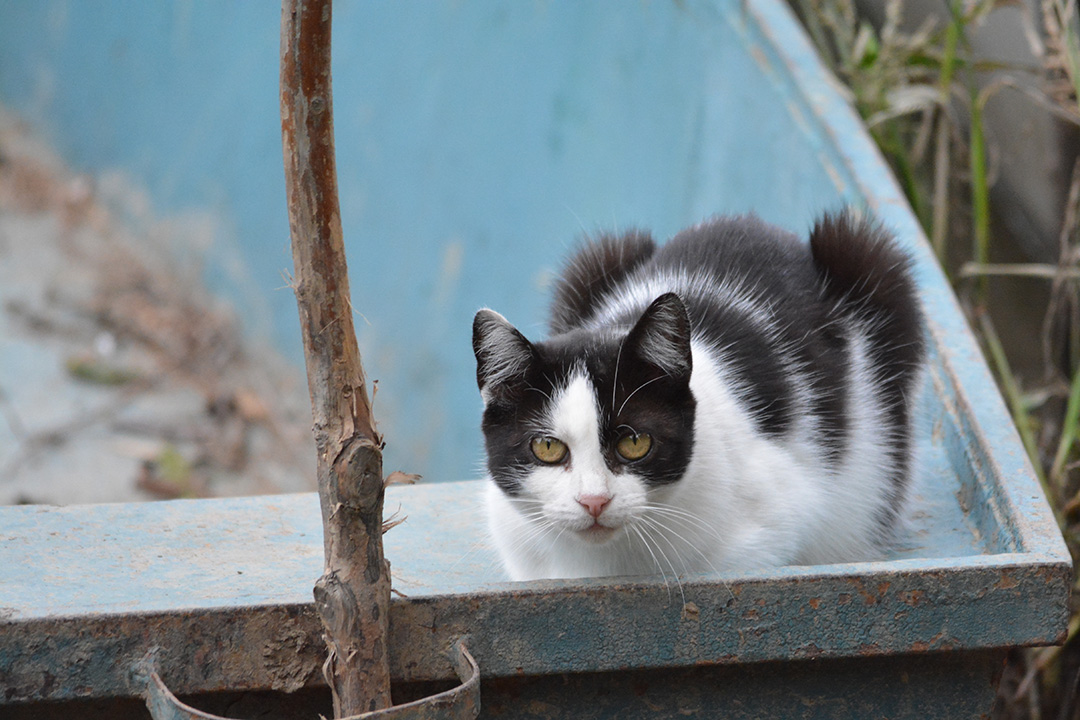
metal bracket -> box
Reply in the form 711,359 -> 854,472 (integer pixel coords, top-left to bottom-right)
136,640 -> 480,720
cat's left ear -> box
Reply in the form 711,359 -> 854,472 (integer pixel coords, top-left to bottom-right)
473,309 -> 536,403
624,293 -> 692,380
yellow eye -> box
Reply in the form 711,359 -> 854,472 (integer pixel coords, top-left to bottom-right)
531,437 -> 568,464
616,433 -> 652,461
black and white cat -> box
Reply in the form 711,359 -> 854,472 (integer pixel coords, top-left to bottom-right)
472,211 -> 925,581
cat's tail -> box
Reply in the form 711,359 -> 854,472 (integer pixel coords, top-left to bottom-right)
809,210 -> 923,361
811,209 -> 927,520
549,230 -> 657,334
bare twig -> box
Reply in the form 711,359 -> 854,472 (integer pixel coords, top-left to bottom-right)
280,0 -> 392,715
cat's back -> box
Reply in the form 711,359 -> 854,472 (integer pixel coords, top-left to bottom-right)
652,214 -> 811,287
550,214 -> 825,337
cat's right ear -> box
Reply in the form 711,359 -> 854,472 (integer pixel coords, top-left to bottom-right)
473,309 -> 535,404
624,293 -> 693,381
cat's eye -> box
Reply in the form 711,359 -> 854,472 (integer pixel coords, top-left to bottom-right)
530,436 -> 568,464
616,433 -> 652,461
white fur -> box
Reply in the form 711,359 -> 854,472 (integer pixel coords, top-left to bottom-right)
485,328 -> 914,581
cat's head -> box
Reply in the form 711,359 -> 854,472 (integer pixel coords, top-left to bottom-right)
472,293 -> 696,543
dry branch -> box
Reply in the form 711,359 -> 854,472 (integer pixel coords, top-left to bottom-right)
280,0 -> 392,715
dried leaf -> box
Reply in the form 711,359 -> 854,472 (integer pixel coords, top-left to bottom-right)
381,514 -> 407,534
65,354 -> 142,386
233,387 -> 271,422
384,471 -> 421,487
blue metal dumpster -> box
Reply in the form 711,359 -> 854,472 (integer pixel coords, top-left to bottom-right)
0,1 -> 1069,718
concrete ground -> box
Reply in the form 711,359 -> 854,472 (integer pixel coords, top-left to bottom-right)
0,109 -> 316,506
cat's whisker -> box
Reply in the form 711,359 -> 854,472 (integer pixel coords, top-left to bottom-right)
611,342 -> 624,415
500,514 -> 562,564
638,513 -> 736,604
637,515 -> 696,577
627,522 -> 673,599
526,386 -> 553,403
448,494 -> 507,576
632,519 -> 686,606
642,503 -> 726,542
516,517 -> 560,547
448,533 -> 497,574
510,507 -> 549,520
616,375 -> 665,416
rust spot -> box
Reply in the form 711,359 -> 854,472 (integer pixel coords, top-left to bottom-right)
899,590 -> 925,607
837,593 -> 852,605
995,573 -> 1019,590
794,643 -> 824,659
808,598 -> 821,610
849,581 -> 878,606
911,631 -> 950,653
857,643 -> 882,656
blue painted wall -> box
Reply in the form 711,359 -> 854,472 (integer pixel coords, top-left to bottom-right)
0,1 -> 847,482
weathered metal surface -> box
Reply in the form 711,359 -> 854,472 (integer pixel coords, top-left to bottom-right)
475,650 -> 1007,720
0,478 -> 1067,701
0,0 -> 1070,715
135,641 -> 479,720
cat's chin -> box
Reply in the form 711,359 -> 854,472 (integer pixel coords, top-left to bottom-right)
576,523 -> 619,544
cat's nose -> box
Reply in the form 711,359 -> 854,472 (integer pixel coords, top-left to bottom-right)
577,494 -> 612,518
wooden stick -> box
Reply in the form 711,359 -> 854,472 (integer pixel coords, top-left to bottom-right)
279,0 -> 392,715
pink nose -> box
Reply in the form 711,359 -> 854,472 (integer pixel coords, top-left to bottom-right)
577,494 -> 612,518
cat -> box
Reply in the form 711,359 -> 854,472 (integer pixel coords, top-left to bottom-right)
472,210 -> 925,582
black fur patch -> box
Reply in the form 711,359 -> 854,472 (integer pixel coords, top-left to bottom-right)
549,230 -> 656,334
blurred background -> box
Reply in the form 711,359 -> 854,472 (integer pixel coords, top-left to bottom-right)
0,1 -> 856,504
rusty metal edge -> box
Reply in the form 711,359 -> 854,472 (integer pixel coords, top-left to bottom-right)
1,553 -> 1068,703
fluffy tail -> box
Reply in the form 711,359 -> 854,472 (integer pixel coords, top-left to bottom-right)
810,210 -> 923,360
812,209 -> 927,516
549,230 -> 656,334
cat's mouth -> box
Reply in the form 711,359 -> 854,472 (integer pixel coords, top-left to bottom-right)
579,521 -> 618,542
